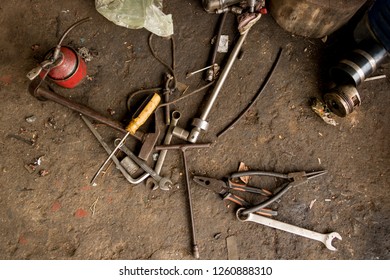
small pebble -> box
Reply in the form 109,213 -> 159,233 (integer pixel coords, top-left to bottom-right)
25,116 -> 36,123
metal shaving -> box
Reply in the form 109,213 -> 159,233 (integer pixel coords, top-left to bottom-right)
310,98 -> 338,126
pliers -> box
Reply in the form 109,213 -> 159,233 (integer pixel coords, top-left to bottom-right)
193,170 -> 327,216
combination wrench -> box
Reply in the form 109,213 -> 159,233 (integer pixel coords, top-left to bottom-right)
237,210 -> 342,251
147,111 -> 181,190
115,139 -> 173,190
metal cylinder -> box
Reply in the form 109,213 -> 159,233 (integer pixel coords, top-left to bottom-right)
202,0 -> 242,13
330,40 -> 387,86
188,31 -> 249,143
324,84 -> 361,117
40,46 -> 87,89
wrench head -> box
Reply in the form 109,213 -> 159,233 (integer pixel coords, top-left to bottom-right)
146,177 -> 159,191
325,232 -> 342,251
159,177 -> 173,191
146,177 -> 172,191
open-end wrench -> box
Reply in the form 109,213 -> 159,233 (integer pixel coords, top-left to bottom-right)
237,210 -> 342,251
115,139 -> 173,190
147,111 -> 181,191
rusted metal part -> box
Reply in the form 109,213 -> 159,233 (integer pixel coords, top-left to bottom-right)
28,79 -> 145,141
154,142 -> 211,259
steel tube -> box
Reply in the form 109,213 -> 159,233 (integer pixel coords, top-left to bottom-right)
201,31 -> 248,120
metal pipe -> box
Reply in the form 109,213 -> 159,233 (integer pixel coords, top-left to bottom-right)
202,31 -> 248,120
206,12 -> 228,82
187,31 -> 249,143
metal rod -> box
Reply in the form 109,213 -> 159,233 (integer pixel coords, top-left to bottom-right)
186,64 -> 217,78
90,132 -> 130,185
201,31 -> 249,121
29,82 -> 144,140
187,30 -> 250,143
154,111 -> 181,175
181,149 -> 199,259
217,48 -> 283,138
154,142 -> 211,258
155,143 -> 211,151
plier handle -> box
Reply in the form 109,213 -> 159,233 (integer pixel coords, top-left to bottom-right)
193,170 -> 327,217
233,170 -> 328,215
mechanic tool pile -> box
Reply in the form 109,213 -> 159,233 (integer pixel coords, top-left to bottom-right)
25,0 -> 364,259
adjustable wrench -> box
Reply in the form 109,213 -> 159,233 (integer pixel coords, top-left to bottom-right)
237,210 -> 342,251
115,139 -> 173,190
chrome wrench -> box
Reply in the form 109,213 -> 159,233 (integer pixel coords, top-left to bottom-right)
147,111 -> 181,190
115,139 -> 173,190
237,210 -> 342,251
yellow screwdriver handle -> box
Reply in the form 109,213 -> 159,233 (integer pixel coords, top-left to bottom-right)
125,93 -> 161,135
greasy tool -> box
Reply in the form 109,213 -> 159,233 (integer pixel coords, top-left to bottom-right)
236,170 -> 328,216
28,80 -> 139,137
237,210 -> 342,251
91,93 -> 161,185
173,12 -> 261,143
193,175 -> 276,217
29,80 -> 159,161
81,115 -> 149,185
116,140 -> 173,190
154,143 -> 211,259
205,12 -> 227,82
147,111 -> 181,191
126,87 -> 163,161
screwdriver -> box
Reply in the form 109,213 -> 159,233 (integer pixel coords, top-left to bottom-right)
90,93 -> 161,185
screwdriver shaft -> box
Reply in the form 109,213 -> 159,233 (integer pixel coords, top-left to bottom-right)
90,131 -> 130,185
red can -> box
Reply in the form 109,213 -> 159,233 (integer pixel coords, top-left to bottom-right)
40,46 -> 87,89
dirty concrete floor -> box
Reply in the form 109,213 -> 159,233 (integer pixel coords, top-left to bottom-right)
0,0 -> 389,260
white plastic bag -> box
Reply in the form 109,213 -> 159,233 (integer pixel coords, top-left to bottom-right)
95,0 -> 173,37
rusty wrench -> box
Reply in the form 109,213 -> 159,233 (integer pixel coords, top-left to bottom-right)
237,210 -> 342,251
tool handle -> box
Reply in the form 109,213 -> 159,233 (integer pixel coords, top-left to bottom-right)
229,180 -> 272,196
224,194 -> 277,216
126,93 -> 161,135
231,171 -> 289,179
224,193 -> 251,208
